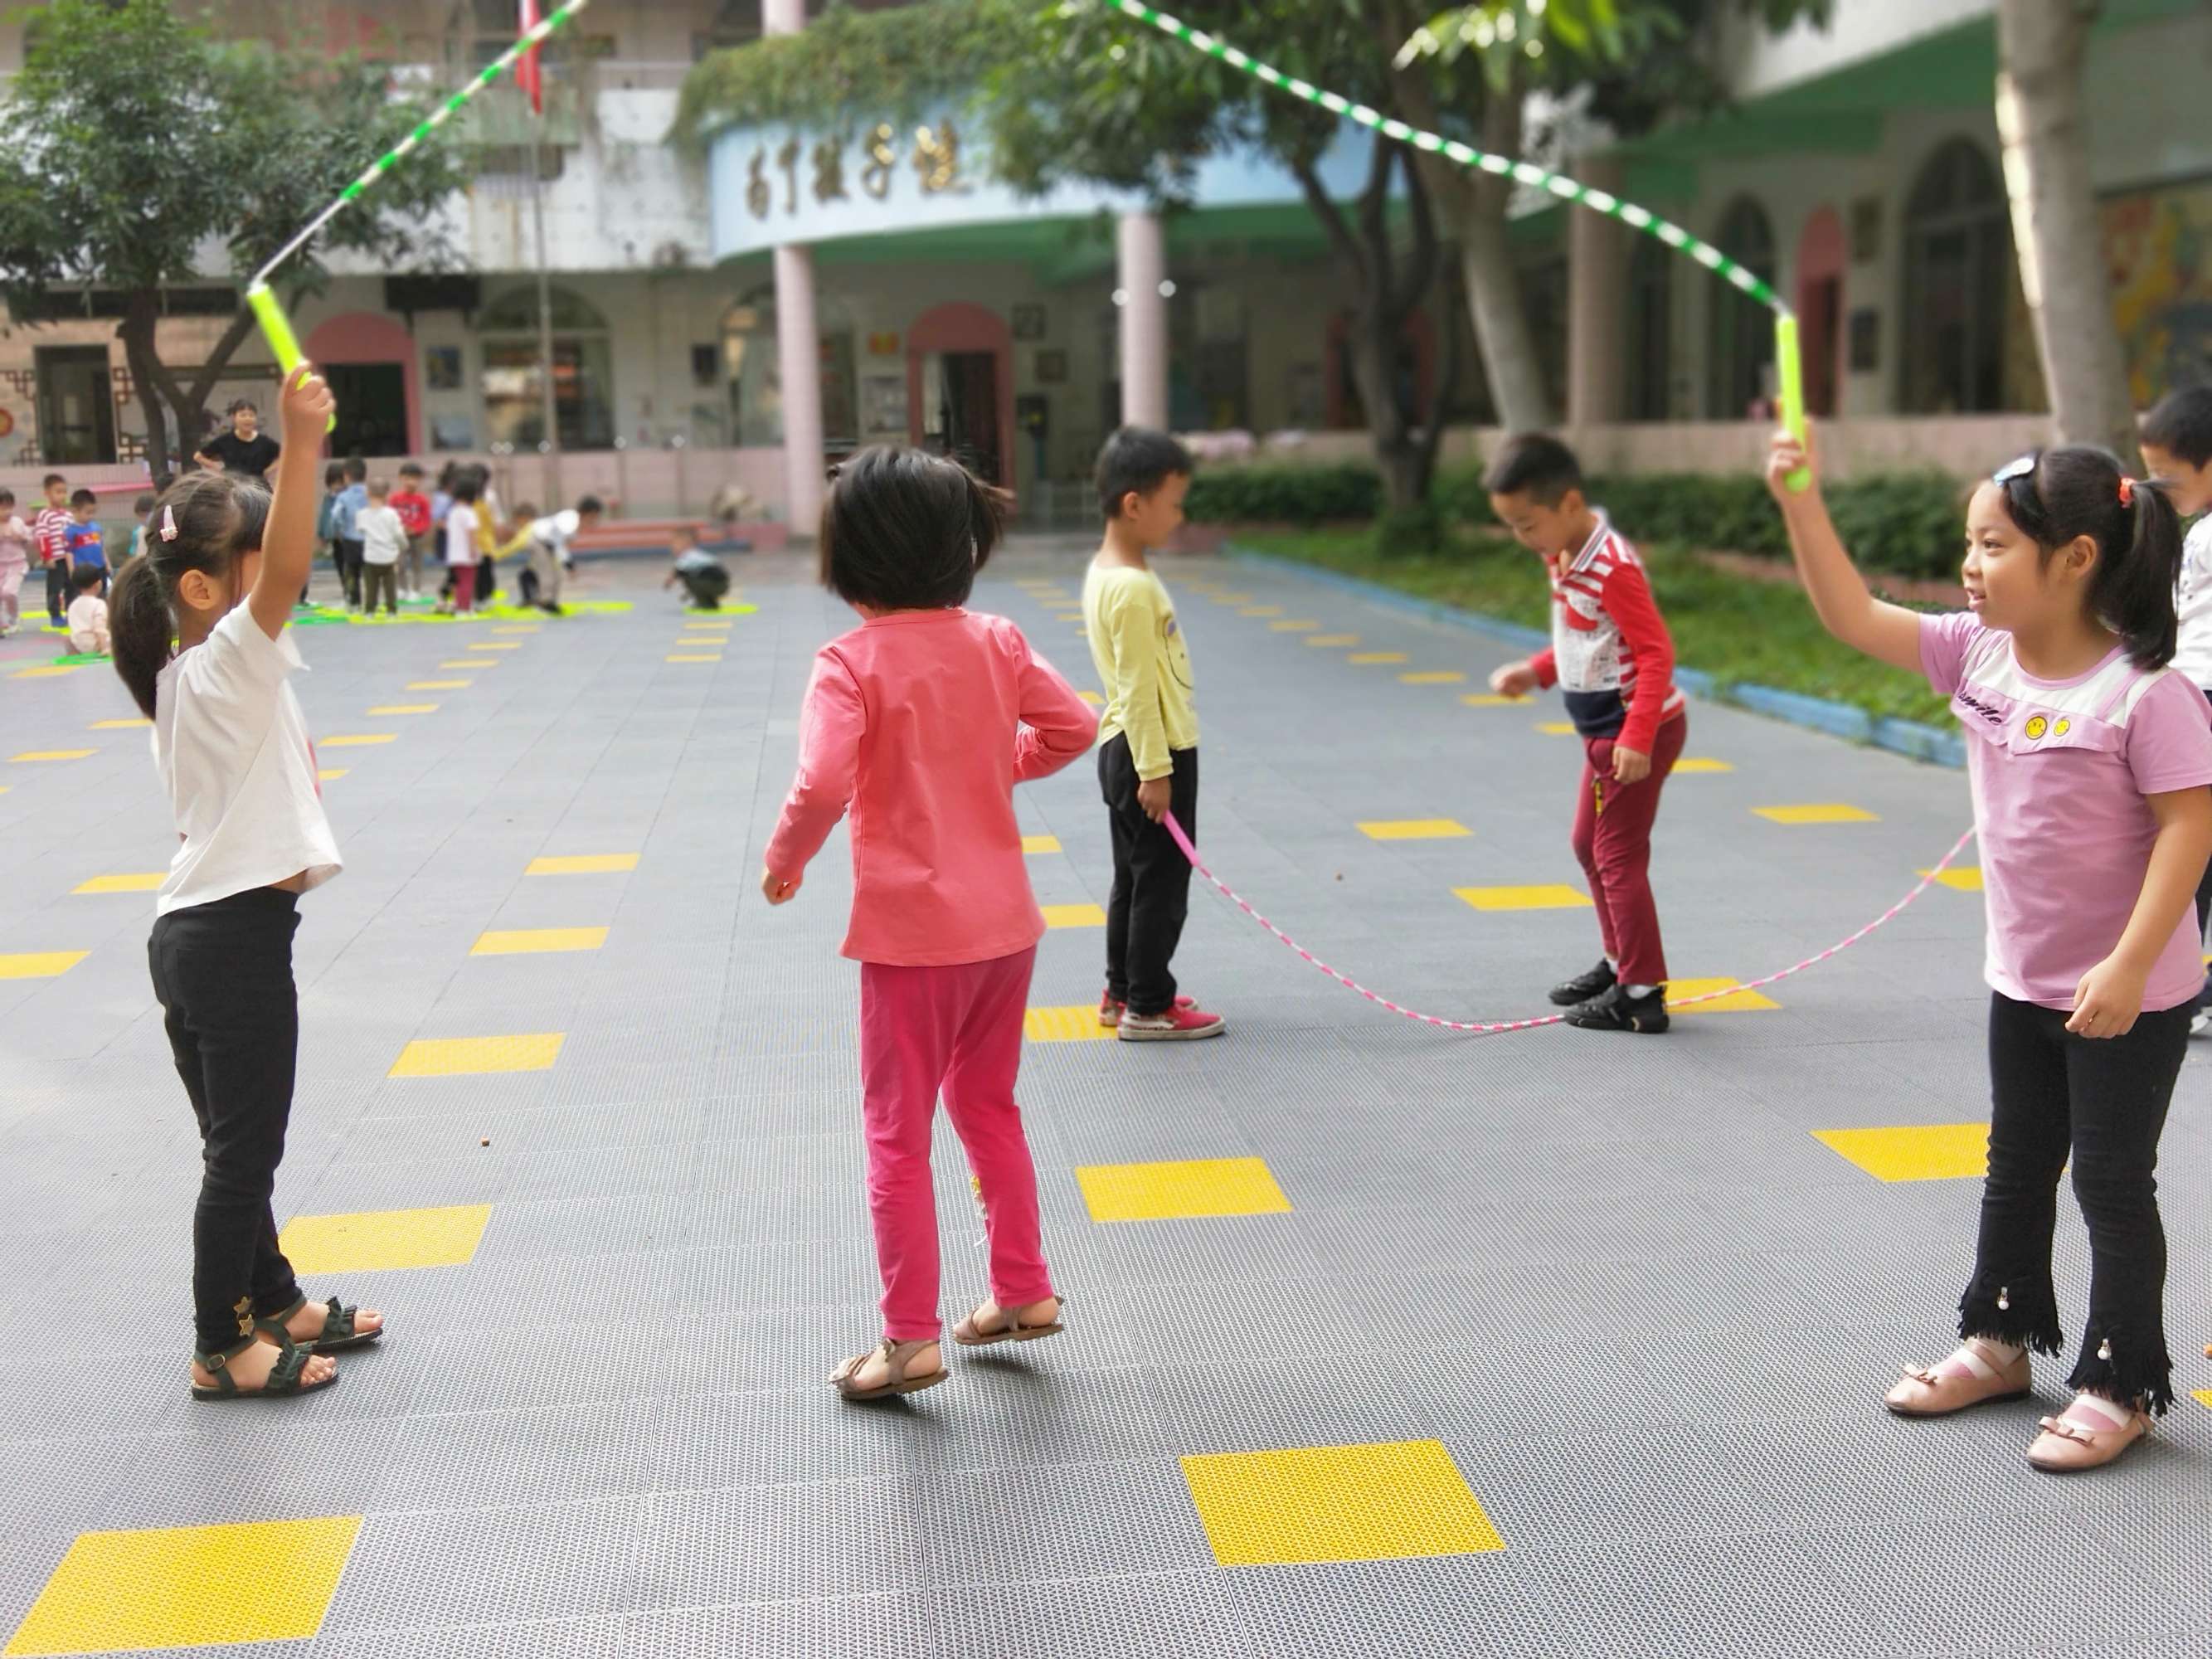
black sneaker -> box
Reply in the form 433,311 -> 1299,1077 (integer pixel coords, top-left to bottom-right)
1563,982 -> 1670,1034
1548,959 -> 1617,1007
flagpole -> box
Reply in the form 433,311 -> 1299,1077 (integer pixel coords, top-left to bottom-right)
531,123 -> 562,511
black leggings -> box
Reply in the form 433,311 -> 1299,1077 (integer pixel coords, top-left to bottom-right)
148,888 -> 305,1355
1099,735 -> 1198,1017
1962,992 -> 2190,1413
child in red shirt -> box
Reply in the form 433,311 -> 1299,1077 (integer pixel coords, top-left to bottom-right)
388,463 -> 434,602
1485,434 -> 1686,1034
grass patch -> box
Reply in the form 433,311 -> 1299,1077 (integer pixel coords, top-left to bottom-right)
1236,527 -> 1953,729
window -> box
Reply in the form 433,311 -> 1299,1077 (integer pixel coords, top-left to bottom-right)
1706,197 -> 1775,418
1626,235 -> 1673,421
478,285 -> 615,450
720,299 -> 858,452
1900,139 -> 2015,415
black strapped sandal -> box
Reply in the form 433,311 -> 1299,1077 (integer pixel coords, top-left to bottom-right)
191,1339 -> 338,1402
256,1295 -> 384,1355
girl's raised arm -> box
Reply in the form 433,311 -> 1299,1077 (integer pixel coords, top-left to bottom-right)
249,365 -> 336,641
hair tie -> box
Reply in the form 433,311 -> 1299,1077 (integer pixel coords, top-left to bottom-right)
158,504 -> 179,541
2118,476 -> 2136,506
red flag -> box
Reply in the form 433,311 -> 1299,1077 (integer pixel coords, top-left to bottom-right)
516,0 -> 543,117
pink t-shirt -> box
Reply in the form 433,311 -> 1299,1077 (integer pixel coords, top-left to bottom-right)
1922,611 -> 2212,1010
765,608 -> 1099,967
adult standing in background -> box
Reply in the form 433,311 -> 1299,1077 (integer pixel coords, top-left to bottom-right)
195,398 -> 282,481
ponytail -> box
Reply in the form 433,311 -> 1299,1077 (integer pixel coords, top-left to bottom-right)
964,466 -> 1009,577
1994,445 -> 2185,669
817,445 -> 1010,610
108,553 -> 171,718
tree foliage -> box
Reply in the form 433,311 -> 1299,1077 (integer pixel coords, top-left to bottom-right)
0,0 -> 470,473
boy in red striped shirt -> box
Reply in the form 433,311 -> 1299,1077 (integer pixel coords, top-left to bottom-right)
32,472 -> 72,629
1485,434 -> 1687,1034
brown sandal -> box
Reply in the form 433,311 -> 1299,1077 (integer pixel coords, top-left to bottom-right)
952,1297 -> 1066,1349
829,1337 -> 947,1401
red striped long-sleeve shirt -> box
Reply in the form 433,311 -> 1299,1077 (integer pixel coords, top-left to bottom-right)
1529,513 -> 1683,754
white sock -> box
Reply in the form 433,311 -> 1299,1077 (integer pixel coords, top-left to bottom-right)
1605,956 -> 1618,971
1625,984 -> 1657,998
2065,1391 -> 2132,1428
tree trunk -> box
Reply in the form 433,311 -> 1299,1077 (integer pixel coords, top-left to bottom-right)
117,295 -> 175,479
1995,0 -> 2134,456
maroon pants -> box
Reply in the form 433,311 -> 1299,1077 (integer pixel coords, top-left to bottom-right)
1568,712 -> 1685,989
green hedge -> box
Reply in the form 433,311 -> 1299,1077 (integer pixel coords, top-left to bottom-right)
1184,460 -> 1968,581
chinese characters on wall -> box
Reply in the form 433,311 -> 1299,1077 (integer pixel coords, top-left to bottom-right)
746,121 -> 968,221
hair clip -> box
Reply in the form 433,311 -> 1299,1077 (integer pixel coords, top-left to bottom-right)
159,504 -> 179,542
2118,476 -> 2136,506
1992,455 -> 2037,484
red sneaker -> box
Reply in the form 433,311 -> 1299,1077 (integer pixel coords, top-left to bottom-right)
1098,991 -> 1196,1029
1116,1002 -> 1226,1042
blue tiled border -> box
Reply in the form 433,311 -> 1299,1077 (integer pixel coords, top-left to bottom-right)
1224,543 -> 1966,770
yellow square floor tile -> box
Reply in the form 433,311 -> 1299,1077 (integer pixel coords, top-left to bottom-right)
10,665 -> 80,680
476,641 -> 525,650
90,717 -> 152,729
1923,866 -> 1983,892
1454,884 -> 1591,912
1460,693 -> 1530,708
443,659 -> 498,669
73,873 -> 166,895
667,654 -> 722,664
1665,976 -> 1780,1014
1398,671 -> 1466,685
675,639 -> 724,649
1181,1440 -> 1504,1566
470,927 -> 610,956
1305,635 -> 1360,647
1209,592 -> 1252,603
492,626 -> 539,635
527,853 -> 639,876
1358,820 -> 1472,842
279,1204 -> 494,1274
318,769 -> 348,783
1021,835 -> 1062,854
0,952 -> 87,980
11,750 -> 95,762
1348,652 -> 1407,664
1238,606 -> 1285,617
1812,1122 -> 1990,1183
390,1033 -> 564,1078
1536,722 -> 1579,736
2195,1389 -> 2212,1411
1076,1156 -> 1291,1222
408,679 -> 471,690
319,733 -> 396,748
4,1515 -> 362,1656
1041,903 -> 1106,929
1270,620 -> 1321,632
368,704 -> 439,715
1078,691 -> 1104,706
1755,803 -> 1880,825
1673,757 -> 1734,774
1024,1005 -> 1116,1043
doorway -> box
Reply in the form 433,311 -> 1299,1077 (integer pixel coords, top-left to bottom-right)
326,363 -> 409,457
35,346 -> 116,465
921,350 -> 1003,487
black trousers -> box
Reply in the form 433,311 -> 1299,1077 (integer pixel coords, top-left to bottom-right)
333,538 -> 364,607
1962,992 -> 2189,1413
148,888 -> 305,1355
45,560 -> 66,622
1099,735 -> 1198,1016
362,563 -> 397,615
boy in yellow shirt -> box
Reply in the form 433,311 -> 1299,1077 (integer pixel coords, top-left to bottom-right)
1082,428 -> 1225,1042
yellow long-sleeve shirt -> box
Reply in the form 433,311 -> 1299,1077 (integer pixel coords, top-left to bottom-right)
1082,558 -> 1198,781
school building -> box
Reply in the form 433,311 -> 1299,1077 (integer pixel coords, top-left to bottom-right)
0,0 -> 2205,523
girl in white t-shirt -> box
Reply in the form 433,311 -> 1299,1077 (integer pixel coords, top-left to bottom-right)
109,365 -> 385,1402
440,474 -> 482,615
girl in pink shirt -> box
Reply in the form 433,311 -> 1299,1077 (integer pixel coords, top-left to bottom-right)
762,447 -> 1098,1401
1770,430 -> 2212,1473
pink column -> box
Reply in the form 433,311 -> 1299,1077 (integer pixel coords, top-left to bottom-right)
766,0 -> 825,535
1116,211 -> 1169,432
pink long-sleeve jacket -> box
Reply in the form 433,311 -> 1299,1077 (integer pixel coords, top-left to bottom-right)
764,608 -> 1100,966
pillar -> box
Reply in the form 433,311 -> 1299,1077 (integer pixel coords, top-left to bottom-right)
766,0 -> 825,533
1116,211 -> 1169,432
1566,157 -> 1630,429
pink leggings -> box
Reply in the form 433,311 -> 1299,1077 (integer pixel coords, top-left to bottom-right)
0,562 -> 21,630
859,946 -> 1053,1341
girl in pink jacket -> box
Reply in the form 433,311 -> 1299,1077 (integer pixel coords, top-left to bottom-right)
763,447 -> 1098,1401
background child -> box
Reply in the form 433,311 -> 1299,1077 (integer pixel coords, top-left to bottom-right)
35,472 -> 70,628
1485,433 -> 1686,1034
357,479 -> 406,618
333,456 -> 367,613
761,445 -> 1096,1401
1769,426 -> 2212,1473
66,565 -> 109,655
518,494 -> 602,615
2139,383 -> 2212,1034
391,463 -> 432,602
0,488 -> 31,637
441,474 -> 481,615
108,364 -> 382,1401
664,524 -> 730,610
130,492 -> 157,563
65,488 -> 108,598
314,464 -> 345,609
1083,427 -> 1223,1042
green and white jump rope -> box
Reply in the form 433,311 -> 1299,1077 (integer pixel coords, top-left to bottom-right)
245,0 -> 597,430
1102,0 -> 1811,489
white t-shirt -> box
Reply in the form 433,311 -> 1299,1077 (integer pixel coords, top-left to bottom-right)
358,504 -> 406,567
528,508 -> 581,567
66,593 -> 109,655
445,503 -> 479,568
2171,517 -> 2212,690
153,606 -> 342,917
